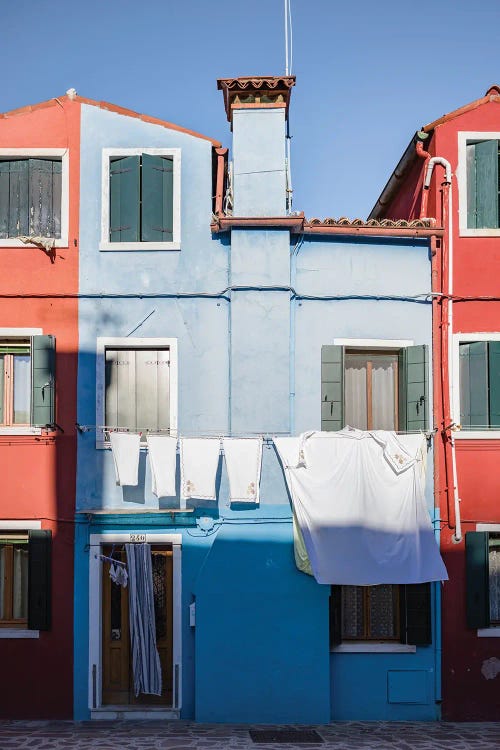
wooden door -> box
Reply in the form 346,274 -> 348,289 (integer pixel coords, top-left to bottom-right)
101,545 -> 173,706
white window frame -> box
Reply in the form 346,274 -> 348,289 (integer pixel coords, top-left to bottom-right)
451,332 -> 500,440
458,131 -> 500,237
95,336 -> 178,447
99,148 -> 181,251
0,519 -> 41,639
0,148 -> 69,247
0,327 -> 43,436
476,523 -> 500,637
88,532 -> 182,712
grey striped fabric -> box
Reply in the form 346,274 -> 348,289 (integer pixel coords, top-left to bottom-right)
125,543 -> 162,697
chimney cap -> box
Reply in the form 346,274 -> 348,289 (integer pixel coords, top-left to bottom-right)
217,76 -> 296,123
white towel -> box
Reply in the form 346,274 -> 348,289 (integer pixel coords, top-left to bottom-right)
147,435 -> 177,497
180,438 -> 220,502
110,432 -> 141,486
222,438 -> 263,504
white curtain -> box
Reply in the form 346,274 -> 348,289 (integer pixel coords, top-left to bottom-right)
13,548 -> 28,619
490,545 -> 500,622
372,360 -> 396,430
13,355 -> 31,424
345,363 -> 367,430
125,543 -> 162,696
0,548 -> 4,619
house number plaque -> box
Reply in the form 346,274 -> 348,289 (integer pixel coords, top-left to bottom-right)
129,533 -> 146,542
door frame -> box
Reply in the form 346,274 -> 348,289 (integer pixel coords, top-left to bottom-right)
88,532 -> 182,712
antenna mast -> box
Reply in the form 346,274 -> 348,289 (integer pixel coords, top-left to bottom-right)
284,0 -> 293,211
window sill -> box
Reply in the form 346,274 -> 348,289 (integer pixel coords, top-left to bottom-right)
0,238 -> 68,248
477,627 -> 500,637
99,241 -> 181,252
459,228 -> 500,237
0,628 -> 39,639
453,430 -> 500,440
0,427 -> 42,436
332,642 -> 417,654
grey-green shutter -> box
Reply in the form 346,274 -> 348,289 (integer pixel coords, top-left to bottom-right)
400,583 -> 432,645
0,160 -> 11,238
329,585 -> 342,648
109,155 -> 140,242
465,531 -> 490,629
475,140 -> 499,229
460,342 -> 489,428
398,345 -> 428,431
321,345 -> 344,430
466,143 -> 477,228
29,158 -> 61,238
488,341 -> 500,428
28,529 -> 52,630
8,159 -> 29,237
141,154 -> 174,242
31,335 -> 56,427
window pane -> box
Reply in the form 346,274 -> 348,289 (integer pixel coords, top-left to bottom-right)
371,356 -> 397,430
342,585 -> 364,639
489,539 -> 500,624
12,545 -> 28,619
345,355 -> 367,430
13,354 -> 30,424
369,584 -> 398,639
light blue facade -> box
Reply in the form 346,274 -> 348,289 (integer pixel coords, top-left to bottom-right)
73,93 -> 440,723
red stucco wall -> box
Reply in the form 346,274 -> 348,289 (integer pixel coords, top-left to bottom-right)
0,99 -> 79,718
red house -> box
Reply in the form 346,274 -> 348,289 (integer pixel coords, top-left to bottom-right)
0,94 -> 79,718
370,86 -> 500,720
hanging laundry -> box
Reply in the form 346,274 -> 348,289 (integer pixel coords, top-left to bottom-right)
222,437 -> 263,504
110,432 -> 141,486
180,438 -> 220,503
109,561 -> 128,588
275,429 -> 448,586
147,435 -> 177,498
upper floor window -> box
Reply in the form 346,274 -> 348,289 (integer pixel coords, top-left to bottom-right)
0,149 -> 69,247
321,342 -> 428,433
96,337 -> 178,445
0,158 -> 61,239
459,340 -> 500,429
0,333 -> 55,431
466,139 -> 500,229
100,149 -> 181,251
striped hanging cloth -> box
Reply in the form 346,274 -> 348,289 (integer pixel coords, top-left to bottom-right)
125,543 -> 162,696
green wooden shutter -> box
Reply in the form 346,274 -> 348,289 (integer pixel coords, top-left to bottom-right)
475,140 -> 499,229
8,159 -> 29,237
466,143 -> 477,229
400,583 -> 432,645
141,154 -> 174,242
321,345 -> 344,431
488,341 -> 500,428
398,345 -> 428,431
0,160 -> 11,238
109,155 -> 140,242
329,585 -> 342,648
460,342 -> 489,428
31,335 -> 56,427
466,531 -> 490,629
28,529 -> 52,630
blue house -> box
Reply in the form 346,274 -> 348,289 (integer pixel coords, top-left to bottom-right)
73,76 -> 444,722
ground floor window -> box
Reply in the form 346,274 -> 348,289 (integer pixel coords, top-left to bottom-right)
0,533 -> 28,626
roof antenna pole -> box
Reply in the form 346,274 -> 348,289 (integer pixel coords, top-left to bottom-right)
284,0 -> 290,76
284,0 -> 293,211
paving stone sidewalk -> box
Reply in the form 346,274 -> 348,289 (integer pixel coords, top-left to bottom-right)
0,721 -> 500,750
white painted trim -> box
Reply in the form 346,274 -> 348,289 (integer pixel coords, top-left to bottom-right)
0,520 -> 41,529
333,642 -> 417,654
0,629 -> 39,639
88,532 -> 182,713
0,427 -> 42,436
477,524 -> 500,532
0,148 -> 69,247
0,328 -> 42,336
451,333 -> 500,439
95,336 -> 178,447
478,628 -> 500,637
333,338 -> 414,348
99,148 -> 181,251
0,520 -> 41,638
457,132 -> 500,236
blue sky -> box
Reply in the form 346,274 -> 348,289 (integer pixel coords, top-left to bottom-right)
2,0 -> 500,219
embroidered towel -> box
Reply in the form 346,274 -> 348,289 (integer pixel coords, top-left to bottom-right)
110,432 -> 141,486
147,435 -> 177,497
222,437 -> 263,504
180,438 -> 220,502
